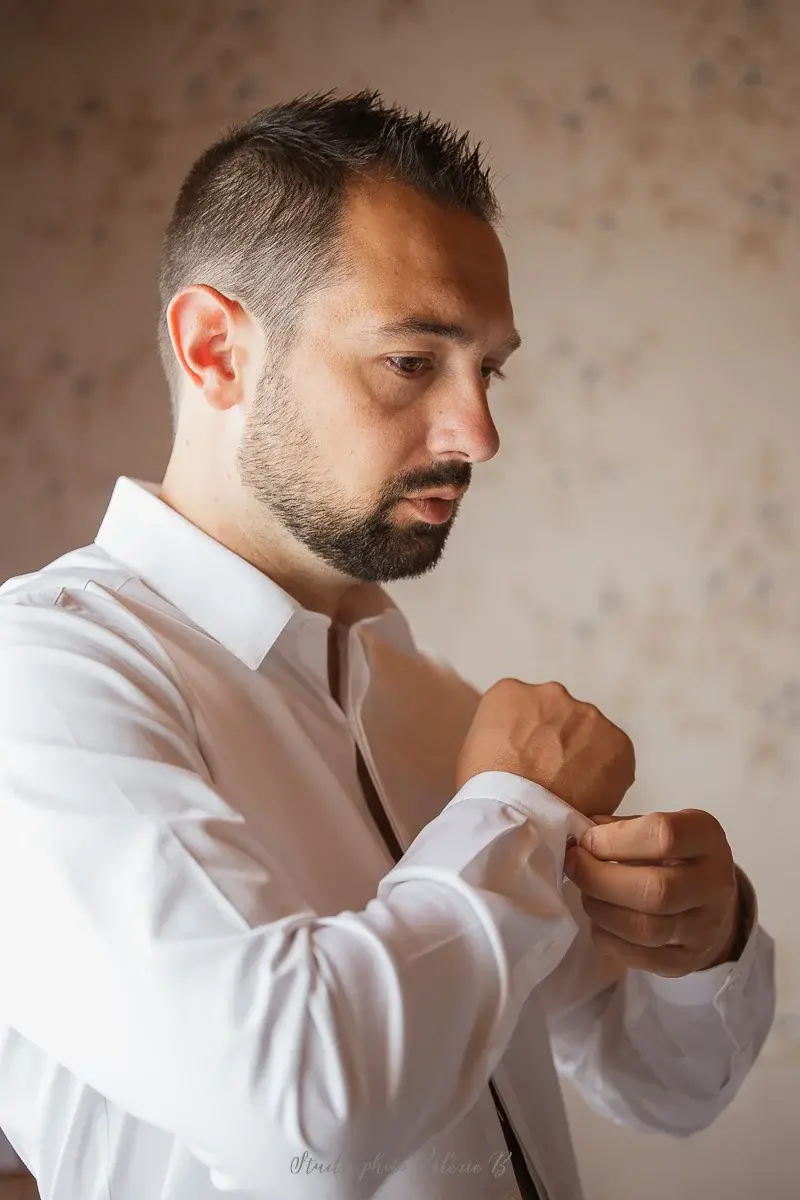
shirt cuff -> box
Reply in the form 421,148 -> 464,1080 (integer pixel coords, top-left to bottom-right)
644,865 -> 760,1006
453,771 -> 594,871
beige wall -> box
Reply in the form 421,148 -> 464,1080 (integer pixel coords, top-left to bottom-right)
1,0 -> 798,1195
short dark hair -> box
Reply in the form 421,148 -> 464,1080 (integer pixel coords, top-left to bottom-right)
157,89 -> 500,419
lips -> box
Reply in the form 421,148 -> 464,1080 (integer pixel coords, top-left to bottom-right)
407,488 -> 465,503
404,496 -> 457,525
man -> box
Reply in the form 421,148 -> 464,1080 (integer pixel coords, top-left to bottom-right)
0,91 -> 773,1200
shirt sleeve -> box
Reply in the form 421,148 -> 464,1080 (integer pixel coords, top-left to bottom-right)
405,646 -> 776,1140
0,589 -> 588,1199
538,866 -> 776,1136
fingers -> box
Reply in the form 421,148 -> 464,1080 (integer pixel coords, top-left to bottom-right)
563,845 -> 709,914
581,894 -> 698,948
590,928 -> 697,978
582,809 -> 726,863
565,809 -> 739,978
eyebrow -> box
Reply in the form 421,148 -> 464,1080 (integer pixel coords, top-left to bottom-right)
373,317 -> 522,354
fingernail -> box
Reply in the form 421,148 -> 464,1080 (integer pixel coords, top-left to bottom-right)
565,835 -> 577,850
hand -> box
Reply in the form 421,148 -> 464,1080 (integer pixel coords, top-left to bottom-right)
563,810 -> 741,977
456,679 -> 635,819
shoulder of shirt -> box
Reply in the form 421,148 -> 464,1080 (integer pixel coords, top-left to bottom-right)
1,541 -> 134,607
0,541 -> 187,686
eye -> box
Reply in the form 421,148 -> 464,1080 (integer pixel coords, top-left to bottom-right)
384,357 -> 507,386
481,365 -> 506,387
385,356 -> 431,377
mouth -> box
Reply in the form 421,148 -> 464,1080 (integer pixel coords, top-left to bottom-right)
408,487 -> 465,503
401,488 -> 465,526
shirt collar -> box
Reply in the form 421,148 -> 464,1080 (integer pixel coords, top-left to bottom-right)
94,477 -> 416,670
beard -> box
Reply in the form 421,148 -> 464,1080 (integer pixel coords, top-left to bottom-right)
237,374 -> 470,583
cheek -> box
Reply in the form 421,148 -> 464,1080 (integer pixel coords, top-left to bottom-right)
334,406 -> 425,482
328,424 -> 406,502
292,356 -> 428,495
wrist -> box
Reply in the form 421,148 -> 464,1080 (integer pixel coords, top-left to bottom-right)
703,870 -> 749,969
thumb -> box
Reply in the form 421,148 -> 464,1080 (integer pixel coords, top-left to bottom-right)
589,814 -> 636,825
583,813 -> 638,857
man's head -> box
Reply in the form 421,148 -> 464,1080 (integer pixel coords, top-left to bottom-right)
159,91 -> 519,592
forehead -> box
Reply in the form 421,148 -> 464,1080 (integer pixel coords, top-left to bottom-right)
330,180 -> 514,336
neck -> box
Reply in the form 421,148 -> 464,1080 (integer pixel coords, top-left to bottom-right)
159,456 -> 388,623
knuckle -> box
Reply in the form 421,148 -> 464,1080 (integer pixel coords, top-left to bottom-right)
635,913 -> 669,947
487,677 -> 523,704
542,680 -> 569,699
494,676 -> 522,692
641,867 -> 674,913
649,812 -> 676,859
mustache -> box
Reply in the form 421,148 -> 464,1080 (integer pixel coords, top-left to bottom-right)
379,462 -> 473,508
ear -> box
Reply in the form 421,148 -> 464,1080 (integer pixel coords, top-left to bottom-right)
166,284 -> 250,412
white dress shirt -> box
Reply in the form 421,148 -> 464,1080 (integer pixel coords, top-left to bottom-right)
0,477 -> 774,1200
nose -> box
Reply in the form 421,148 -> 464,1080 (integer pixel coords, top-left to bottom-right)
426,382 -> 501,466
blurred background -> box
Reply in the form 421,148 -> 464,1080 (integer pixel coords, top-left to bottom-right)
0,0 -> 798,1196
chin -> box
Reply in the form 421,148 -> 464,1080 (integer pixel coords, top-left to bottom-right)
374,532 -> 451,582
